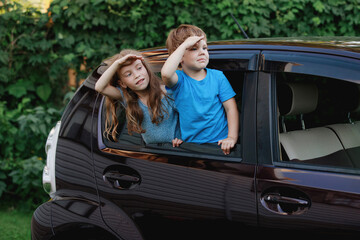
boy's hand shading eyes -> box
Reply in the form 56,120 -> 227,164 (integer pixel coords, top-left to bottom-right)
218,137 -> 236,155
183,36 -> 205,49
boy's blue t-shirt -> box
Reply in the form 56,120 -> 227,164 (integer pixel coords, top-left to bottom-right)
166,68 -> 236,143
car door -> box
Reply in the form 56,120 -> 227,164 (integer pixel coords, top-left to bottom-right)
92,49 -> 261,239
256,49 -> 360,235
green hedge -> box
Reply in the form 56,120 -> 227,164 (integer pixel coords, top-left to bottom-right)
1,0 -> 359,209
47,0 -> 360,71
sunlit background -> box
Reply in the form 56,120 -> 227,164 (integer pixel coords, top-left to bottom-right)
14,0 -> 51,12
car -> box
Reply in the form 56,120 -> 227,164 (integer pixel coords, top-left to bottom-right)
31,37 -> 360,239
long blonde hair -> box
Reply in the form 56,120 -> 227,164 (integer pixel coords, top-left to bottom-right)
102,49 -> 168,141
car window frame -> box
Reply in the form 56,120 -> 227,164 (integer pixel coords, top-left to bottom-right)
96,50 -> 261,163
261,50 -> 360,175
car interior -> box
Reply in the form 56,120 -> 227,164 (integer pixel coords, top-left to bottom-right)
277,72 -> 360,169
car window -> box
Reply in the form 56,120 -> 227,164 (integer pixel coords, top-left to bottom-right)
98,58 -> 248,162
263,51 -> 360,81
276,72 -> 360,172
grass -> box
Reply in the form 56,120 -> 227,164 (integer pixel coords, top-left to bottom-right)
0,206 -> 33,240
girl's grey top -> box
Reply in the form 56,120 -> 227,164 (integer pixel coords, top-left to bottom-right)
138,96 -> 180,144
118,87 -> 180,144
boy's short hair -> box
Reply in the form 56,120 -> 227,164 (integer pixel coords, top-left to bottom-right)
166,24 -> 207,55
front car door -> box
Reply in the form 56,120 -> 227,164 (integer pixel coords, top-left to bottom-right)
256,47 -> 360,235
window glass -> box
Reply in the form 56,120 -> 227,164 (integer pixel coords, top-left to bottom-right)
263,51 -> 360,82
276,72 -> 360,170
99,58 -> 246,161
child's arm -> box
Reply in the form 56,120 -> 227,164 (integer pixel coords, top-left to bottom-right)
95,54 -> 143,99
161,36 -> 204,87
218,98 -> 239,155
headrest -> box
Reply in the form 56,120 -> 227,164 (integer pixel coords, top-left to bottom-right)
327,82 -> 360,114
278,82 -> 318,116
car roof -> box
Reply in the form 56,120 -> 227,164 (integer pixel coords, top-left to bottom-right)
145,36 -> 360,52
210,36 -> 360,54
141,36 -> 360,72
86,37 -> 360,87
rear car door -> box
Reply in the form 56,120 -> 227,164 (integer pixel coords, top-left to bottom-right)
92,49 -> 261,239
256,49 -> 360,235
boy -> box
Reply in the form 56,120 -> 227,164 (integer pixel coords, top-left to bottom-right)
161,24 -> 239,155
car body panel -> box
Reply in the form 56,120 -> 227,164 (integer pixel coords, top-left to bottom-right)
32,37 -> 360,239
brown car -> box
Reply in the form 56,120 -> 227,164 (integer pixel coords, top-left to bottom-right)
32,37 -> 360,239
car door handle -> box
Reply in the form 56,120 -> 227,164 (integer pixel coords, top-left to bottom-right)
103,171 -> 140,189
264,193 -> 309,206
104,172 -> 140,182
260,188 -> 311,215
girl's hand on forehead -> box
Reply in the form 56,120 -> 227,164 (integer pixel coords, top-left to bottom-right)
184,36 -> 205,49
115,54 -> 144,66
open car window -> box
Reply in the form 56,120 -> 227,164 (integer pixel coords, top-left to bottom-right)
97,54 -> 257,162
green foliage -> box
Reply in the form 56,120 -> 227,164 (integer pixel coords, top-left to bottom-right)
1,0 -> 360,210
271,0 -> 360,37
0,99 -> 60,161
8,156 -> 48,209
0,0 -> 63,209
0,99 -> 60,208
0,1 -> 67,108
44,0 -> 360,74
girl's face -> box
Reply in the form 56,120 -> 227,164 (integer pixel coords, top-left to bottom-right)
118,59 -> 150,92
182,38 -> 209,71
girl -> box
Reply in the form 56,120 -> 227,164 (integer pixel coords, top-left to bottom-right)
95,49 -> 182,147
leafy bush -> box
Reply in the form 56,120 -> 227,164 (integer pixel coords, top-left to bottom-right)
0,99 -> 60,208
0,1 -> 67,108
8,156 -> 48,209
0,1 -> 63,208
46,0 -> 360,72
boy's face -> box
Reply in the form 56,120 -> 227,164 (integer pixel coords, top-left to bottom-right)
181,38 -> 209,71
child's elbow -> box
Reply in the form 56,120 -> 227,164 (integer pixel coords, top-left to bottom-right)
160,69 -> 169,80
94,84 -> 100,92
94,83 -> 103,93
161,67 -> 177,87
160,71 -> 171,84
